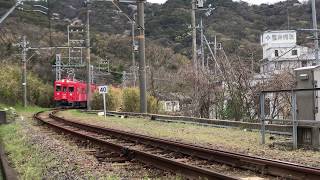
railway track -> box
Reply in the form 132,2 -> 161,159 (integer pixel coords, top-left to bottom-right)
34,109 -> 320,179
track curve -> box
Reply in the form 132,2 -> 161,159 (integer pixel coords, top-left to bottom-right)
35,109 -> 320,180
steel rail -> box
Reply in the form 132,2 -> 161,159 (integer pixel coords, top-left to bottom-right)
49,110 -> 320,180
34,111 -> 237,180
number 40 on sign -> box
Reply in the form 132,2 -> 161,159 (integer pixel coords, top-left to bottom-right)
98,85 -> 108,119
99,86 -> 108,94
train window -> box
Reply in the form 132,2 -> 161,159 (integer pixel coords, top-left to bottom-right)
63,87 -> 67,92
56,86 -> 61,92
69,87 -> 74,92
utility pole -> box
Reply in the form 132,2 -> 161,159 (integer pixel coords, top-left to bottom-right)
213,35 -> 217,74
138,0 -> 147,113
312,0 -> 319,63
122,71 -> 127,88
47,0 -> 52,46
191,0 -> 197,70
132,13 -> 137,87
287,8 -> 290,30
22,36 -> 27,107
86,3 -> 92,110
200,17 -> 205,70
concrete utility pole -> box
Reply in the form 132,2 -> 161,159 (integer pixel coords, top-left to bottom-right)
191,0 -> 197,69
132,13 -> 137,87
312,0 -> 319,63
287,8 -> 290,30
86,3 -> 92,110
200,17 -> 205,70
122,71 -> 127,88
22,36 -> 27,107
138,0 -> 147,113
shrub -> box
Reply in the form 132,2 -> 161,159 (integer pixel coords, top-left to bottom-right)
90,87 -> 160,113
91,87 -> 122,111
122,88 -> 140,112
123,87 -> 160,113
147,95 -> 160,114
0,64 -> 53,107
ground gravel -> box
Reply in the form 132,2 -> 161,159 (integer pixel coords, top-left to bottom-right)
17,112 -> 167,179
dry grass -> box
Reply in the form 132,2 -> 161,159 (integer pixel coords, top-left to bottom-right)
59,110 -> 320,168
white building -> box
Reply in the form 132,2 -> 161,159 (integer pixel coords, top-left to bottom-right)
260,30 -> 316,74
160,101 -> 180,112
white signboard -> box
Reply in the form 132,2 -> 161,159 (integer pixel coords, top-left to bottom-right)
197,0 -> 204,8
98,85 -> 108,119
98,86 -> 108,94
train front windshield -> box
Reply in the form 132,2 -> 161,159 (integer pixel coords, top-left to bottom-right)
56,85 -> 61,92
69,87 -> 74,93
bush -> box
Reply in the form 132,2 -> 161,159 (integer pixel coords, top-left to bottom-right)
91,87 -> 160,113
0,64 -> 53,107
147,95 -> 160,114
91,87 -> 122,111
123,87 -> 160,113
122,88 -> 140,112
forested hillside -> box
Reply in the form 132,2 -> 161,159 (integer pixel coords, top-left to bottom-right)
1,0 -> 317,67
0,0 -> 318,108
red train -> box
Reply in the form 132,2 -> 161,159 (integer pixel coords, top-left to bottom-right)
54,79 -> 96,107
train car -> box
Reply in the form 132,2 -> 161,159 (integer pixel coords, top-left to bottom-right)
54,79 -> 96,107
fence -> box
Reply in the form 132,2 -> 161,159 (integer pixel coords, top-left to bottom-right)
260,88 -> 320,149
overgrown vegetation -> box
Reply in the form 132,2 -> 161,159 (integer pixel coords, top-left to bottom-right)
0,123 -> 55,179
92,87 -> 160,113
91,86 -> 123,111
0,64 -> 53,107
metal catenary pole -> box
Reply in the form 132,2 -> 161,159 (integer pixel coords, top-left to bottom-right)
22,36 -> 27,107
132,13 -> 137,87
312,0 -> 319,63
86,4 -> 92,110
191,0 -> 197,70
138,0 -> 147,113
200,17 -> 205,70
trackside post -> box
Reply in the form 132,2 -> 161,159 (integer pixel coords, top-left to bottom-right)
259,93 -> 265,144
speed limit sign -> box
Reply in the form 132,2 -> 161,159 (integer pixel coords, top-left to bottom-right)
98,86 -> 108,94
98,85 -> 109,119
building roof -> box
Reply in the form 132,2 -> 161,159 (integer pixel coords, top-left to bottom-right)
263,30 -> 296,33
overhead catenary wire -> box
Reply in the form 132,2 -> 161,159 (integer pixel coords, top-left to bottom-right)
110,0 -> 144,30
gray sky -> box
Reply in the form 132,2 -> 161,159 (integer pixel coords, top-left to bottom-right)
148,0 -> 307,5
